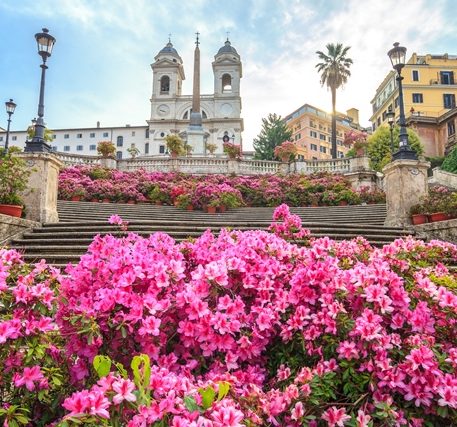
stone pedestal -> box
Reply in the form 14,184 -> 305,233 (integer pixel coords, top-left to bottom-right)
186,129 -> 206,155
279,162 -> 289,175
227,159 -> 239,174
100,157 -> 117,169
350,155 -> 370,172
17,153 -> 63,223
345,171 -> 379,192
383,159 -> 430,227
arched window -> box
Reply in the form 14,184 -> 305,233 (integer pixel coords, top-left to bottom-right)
116,136 -> 123,147
160,76 -> 170,94
182,109 -> 208,119
222,74 -> 232,93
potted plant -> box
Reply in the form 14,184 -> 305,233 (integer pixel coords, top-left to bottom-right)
206,143 -> 217,156
185,143 -> 193,157
175,193 -> 194,211
410,203 -> 428,225
0,151 -> 30,218
274,141 -> 297,163
223,142 -> 242,160
207,199 -> 219,214
97,141 -> 116,158
127,145 -> 141,159
165,134 -> 186,158
70,185 -> 86,202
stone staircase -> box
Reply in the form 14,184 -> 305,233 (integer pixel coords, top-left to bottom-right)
5,201 -> 418,268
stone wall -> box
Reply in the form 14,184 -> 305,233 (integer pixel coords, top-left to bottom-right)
430,168 -> 457,189
414,218 -> 457,244
0,214 -> 40,245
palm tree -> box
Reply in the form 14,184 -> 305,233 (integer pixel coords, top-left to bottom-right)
316,43 -> 353,159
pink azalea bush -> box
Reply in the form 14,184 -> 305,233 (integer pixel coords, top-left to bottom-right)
2,206 -> 457,425
58,166 -> 385,208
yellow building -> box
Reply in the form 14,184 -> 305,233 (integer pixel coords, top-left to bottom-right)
284,103 -> 362,160
370,53 -> 457,157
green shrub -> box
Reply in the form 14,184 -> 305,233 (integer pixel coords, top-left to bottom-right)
442,146 -> 457,174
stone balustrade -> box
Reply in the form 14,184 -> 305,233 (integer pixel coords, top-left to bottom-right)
53,152 -> 372,176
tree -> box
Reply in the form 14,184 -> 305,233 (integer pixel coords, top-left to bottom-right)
253,113 -> 292,160
441,145 -> 457,173
26,125 -> 54,142
366,125 -> 423,171
316,43 -> 353,159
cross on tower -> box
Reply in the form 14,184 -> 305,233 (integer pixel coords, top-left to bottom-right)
195,31 -> 200,47
226,31 -> 230,41
168,33 -> 172,43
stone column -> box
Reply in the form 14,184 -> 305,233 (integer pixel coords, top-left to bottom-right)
279,162 -> 289,175
100,157 -> 117,169
383,159 -> 430,227
227,159 -> 239,174
17,152 -> 63,223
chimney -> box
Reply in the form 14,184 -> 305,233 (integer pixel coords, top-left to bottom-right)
97,121 -> 100,128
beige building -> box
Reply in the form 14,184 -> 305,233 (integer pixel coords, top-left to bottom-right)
284,104 -> 362,160
370,53 -> 457,157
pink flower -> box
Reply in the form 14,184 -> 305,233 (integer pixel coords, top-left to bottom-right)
211,402 -> 244,427
112,378 -> 137,404
108,214 -> 123,225
291,402 -> 304,421
356,410 -> 371,427
321,407 -> 351,427
14,365 -> 45,391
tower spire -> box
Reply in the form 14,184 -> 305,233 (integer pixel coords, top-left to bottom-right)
190,31 -> 202,128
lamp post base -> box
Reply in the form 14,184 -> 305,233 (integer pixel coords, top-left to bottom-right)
24,138 -> 52,153
392,148 -> 417,161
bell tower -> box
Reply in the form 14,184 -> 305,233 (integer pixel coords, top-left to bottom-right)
212,38 -> 242,97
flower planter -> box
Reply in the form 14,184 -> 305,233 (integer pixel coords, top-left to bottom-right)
186,205 -> 194,211
127,200 -> 136,205
0,204 -> 22,218
207,206 -> 217,214
411,214 -> 428,225
429,212 -> 447,222
338,201 -> 348,206
70,196 -> 82,202
90,198 -> 98,203
102,198 -> 110,203
218,205 -> 227,213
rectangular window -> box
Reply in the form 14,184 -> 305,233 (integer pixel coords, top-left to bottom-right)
76,133 -> 82,138
319,134 -> 326,141
89,144 -> 96,151
309,120 -> 316,128
382,110 -> 387,121
0,137 -> 3,141
448,120 -> 456,136
64,146 -> 70,152
338,151 -> 344,158
320,146 -> 327,153
12,136 -> 17,141
145,143 -> 149,154
412,70 -> 419,81
132,131 -> 136,136
116,151 -> 123,160
412,93 -> 423,103
145,129 -> 150,138
337,140 -> 343,146
310,143 -> 318,151
64,134 -> 69,139
443,94 -> 456,109
377,118 -> 381,126
76,145 -> 83,151
53,134 -> 56,139
440,71 -> 454,85
394,97 -> 399,108
90,133 -> 95,138
159,145 -> 165,154
310,130 -> 317,138
52,146 -> 57,151
103,132 -> 109,138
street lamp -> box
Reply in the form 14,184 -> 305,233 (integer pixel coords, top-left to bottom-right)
387,42 -> 417,160
4,99 -> 17,155
26,28 -> 56,152
386,107 -> 395,154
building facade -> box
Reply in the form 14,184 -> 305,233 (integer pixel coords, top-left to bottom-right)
284,104 -> 362,160
370,53 -> 457,157
0,39 -> 244,158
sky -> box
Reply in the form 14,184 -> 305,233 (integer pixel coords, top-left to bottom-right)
1,0 -> 456,150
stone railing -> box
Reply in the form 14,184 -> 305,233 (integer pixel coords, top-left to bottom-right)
429,168 -> 457,189
54,152 -> 101,166
54,152 -> 372,176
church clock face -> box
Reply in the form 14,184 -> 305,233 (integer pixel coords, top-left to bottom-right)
157,104 -> 170,116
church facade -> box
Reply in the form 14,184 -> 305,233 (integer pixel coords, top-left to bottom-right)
148,39 -> 244,155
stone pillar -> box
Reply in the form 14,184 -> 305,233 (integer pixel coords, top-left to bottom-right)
227,159 -> 239,174
345,171 -> 380,192
17,152 -> 63,223
383,159 -> 430,227
100,157 -> 117,169
350,155 -> 370,172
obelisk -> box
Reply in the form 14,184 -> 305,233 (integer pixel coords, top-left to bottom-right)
187,32 -> 205,154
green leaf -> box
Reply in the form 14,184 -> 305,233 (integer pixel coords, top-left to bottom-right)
131,354 -> 151,390
93,355 -> 112,378
217,381 -> 230,401
198,386 -> 216,409
114,361 -> 128,379
183,395 -> 200,413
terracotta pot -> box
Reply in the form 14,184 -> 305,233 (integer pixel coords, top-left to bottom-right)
218,205 -> 227,213
155,201 -> 162,206
411,214 -> 428,225
70,196 -> 82,202
311,203 -> 319,208
0,204 -> 22,218
90,198 -> 98,203
429,212 -> 447,222
186,204 -> 194,211
127,200 -> 136,205
207,206 -> 217,214
338,200 -> 348,206
102,198 -> 110,203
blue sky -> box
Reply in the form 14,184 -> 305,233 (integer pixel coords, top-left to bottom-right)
1,0 -> 456,149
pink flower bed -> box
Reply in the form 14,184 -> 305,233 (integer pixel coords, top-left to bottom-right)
58,166 -> 386,207
1,206 -> 457,425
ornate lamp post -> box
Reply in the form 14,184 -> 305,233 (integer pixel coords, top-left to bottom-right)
386,107 -> 395,154
387,42 -> 417,160
26,28 -> 56,152
4,99 -> 17,155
